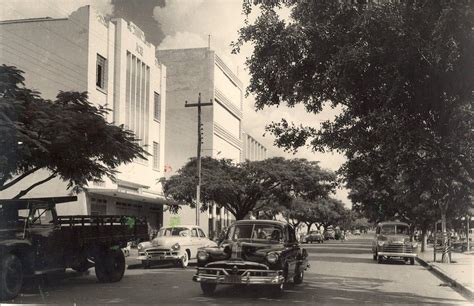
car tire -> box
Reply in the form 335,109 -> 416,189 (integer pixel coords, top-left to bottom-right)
179,251 -> 189,268
410,258 -> 415,265
0,254 -> 23,301
377,255 -> 383,264
270,283 -> 285,296
200,283 -> 216,296
293,270 -> 304,284
373,251 -> 377,260
95,248 -> 125,283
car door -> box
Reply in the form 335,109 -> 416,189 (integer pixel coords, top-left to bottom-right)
284,225 -> 299,279
197,228 -> 210,247
189,227 -> 200,259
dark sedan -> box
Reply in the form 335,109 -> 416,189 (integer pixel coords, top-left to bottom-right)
192,220 -> 309,295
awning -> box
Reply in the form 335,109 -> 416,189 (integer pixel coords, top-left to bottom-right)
85,188 -> 177,206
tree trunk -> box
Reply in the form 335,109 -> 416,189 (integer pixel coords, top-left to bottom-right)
421,227 -> 427,253
440,207 -> 451,263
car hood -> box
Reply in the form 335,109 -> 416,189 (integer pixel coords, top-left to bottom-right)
151,236 -> 188,247
202,240 -> 283,263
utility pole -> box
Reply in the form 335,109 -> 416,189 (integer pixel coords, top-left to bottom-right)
185,93 -> 213,226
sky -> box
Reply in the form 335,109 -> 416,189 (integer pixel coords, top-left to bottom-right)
0,0 -> 350,205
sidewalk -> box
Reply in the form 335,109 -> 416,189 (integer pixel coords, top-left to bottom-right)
416,246 -> 474,300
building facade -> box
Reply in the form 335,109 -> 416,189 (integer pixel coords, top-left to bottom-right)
157,48 -> 244,236
0,6 -> 167,230
242,131 -> 268,161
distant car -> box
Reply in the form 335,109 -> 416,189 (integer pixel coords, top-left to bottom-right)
324,229 -> 336,240
307,231 -> 324,243
372,221 -> 418,265
193,220 -> 309,296
353,229 -> 361,235
138,225 -> 217,268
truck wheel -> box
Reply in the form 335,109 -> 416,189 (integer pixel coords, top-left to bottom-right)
0,254 -> 23,301
95,249 -> 125,283
200,283 -> 216,295
293,270 -> 304,284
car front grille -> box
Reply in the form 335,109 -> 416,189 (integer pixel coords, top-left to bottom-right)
206,262 -> 269,276
382,243 -> 414,253
145,248 -> 179,257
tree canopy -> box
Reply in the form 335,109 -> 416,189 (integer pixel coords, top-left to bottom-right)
234,1 -> 473,231
160,156 -> 336,220
0,65 -> 148,198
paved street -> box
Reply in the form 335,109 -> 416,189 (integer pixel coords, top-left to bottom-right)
9,234 -> 469,304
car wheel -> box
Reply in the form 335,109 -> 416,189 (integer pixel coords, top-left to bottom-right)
72,257 -> 90,273
179,251 -> 189,268
0,254 -> 23,301
377,255 -> 384,264
410,258 -> 415,265
200,283 -> 216,296
373,251 -> 377,260
270,283 -> 285,296
293,270 -> 304,284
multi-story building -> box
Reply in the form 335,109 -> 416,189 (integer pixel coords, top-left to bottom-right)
0,6 -> 167,230
157,48 -> 243,236
242,131 -> 268,161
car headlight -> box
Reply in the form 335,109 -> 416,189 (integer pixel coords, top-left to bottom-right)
266,252 -> 279,264
171,243 -> 180,251
412,242 -> 418,248
377,241 -> 385,247
197,250 -> 209,262
137,243 -> 143,251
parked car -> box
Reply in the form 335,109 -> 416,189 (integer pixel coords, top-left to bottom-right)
0,196 -> 148,301
324,229 -> 336,240
372,221 -> 418,265
353,229 -> 361,235
138,225 -> 217,268
193,220 -> 309,296
306,231 -> 324,243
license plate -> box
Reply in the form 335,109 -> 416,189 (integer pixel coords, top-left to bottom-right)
224,275 -> 241,283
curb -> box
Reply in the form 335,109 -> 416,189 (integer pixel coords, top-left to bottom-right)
416,256 -> 473,301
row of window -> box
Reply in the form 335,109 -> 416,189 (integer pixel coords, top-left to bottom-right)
96,52 -> 161,171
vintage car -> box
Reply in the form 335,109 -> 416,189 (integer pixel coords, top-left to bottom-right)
324,229 -> 336,240
137,225 -> 217,268
353,229 -> 361,235
372,221 -> 418,265
192,220 -> 309,296
306,231 -> 324,243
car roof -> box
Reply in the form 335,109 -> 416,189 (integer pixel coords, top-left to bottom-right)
377,221 -> 409,226
232,219 -> 288,227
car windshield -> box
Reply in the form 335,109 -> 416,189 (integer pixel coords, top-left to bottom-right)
157,227 -> 190,237
227,224 -> 283,243
381,225 -> 409,235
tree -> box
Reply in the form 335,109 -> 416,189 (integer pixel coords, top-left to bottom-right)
161,157 -> 336,220
234,1 -> 473,260
0,65 -> 148,199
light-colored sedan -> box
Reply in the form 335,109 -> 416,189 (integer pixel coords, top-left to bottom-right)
137,225 -> 217,268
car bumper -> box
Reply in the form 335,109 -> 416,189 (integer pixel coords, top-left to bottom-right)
137,251 -> 183,261
378,252 -> 417,258
193,267 -> 285,285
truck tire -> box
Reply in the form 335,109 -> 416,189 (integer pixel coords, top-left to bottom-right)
72,258 -> 90,273
95,249 -> 125,283
0,254 -> 23,301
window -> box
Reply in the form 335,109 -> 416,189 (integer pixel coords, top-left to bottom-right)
153,142 -> 160,170
96,54 -> 107,90
198,228 -> 206,238
191,228 -> 198,237
154,92 -> 161,121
